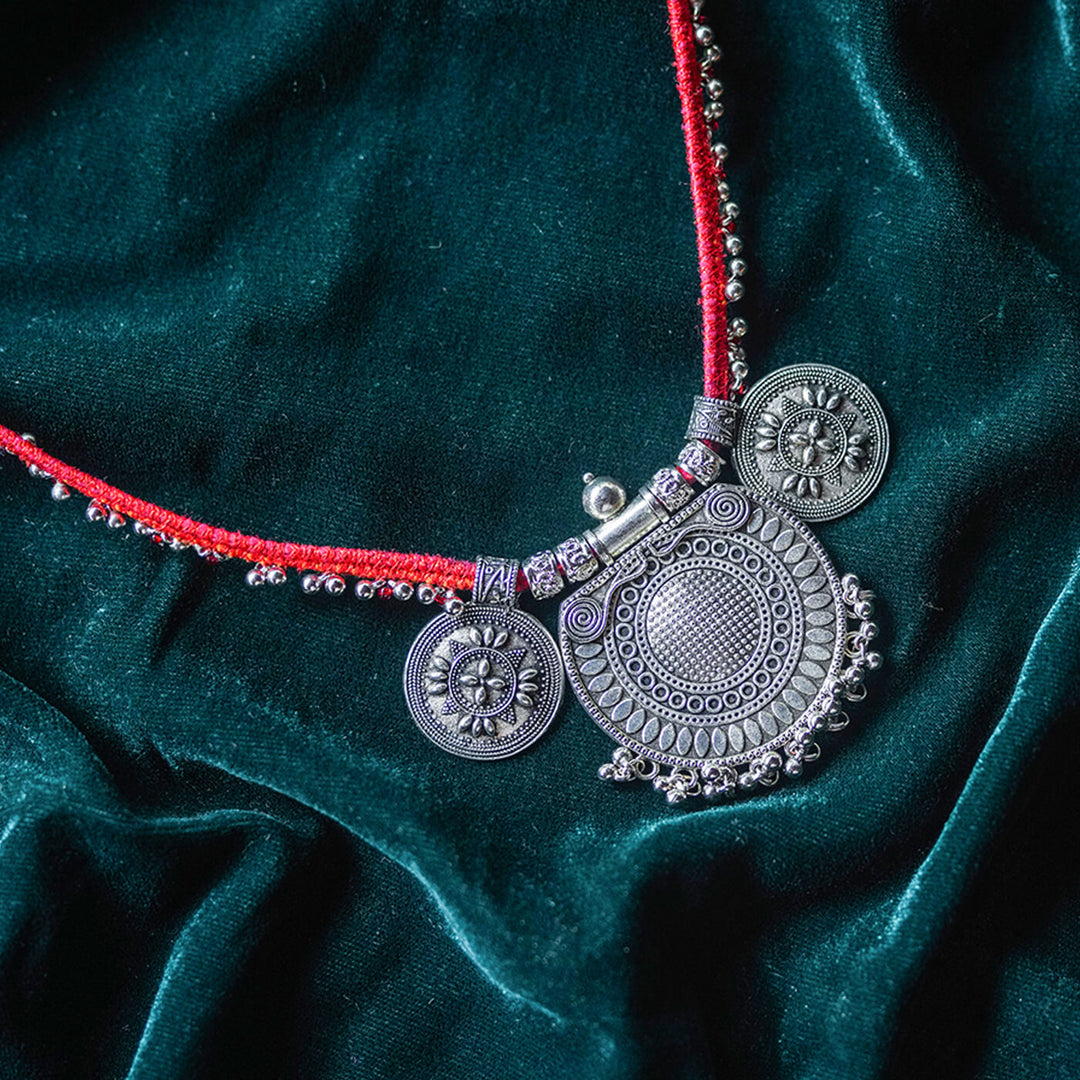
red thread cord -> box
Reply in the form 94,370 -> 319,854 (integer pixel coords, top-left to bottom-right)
667,0 -> 730,400
2,5 -> 729,591
0,424 -> 476,591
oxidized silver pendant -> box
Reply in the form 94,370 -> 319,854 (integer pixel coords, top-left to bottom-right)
558,483 -> 878,801
733,363 -> 889,521
403,558 -> 564,760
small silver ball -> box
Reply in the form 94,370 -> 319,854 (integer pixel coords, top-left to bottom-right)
392,581 -> 414,601
729,258 -> 747,278
716,181 -> 730,200
245,568 -> 265,587
598,763 -> 615,780
417,583 -> 436,604
301,573 -> 322,594
724,234 -> 743,255
724,280 -> 744,301
444,596 -> 465,617
729,344 -> 746,362
582,475 -> 627,521
354,580 -> 376,599
28,464 -> 50,479
323,575 -> 346,595
712,142 -> 729,160
106,511 -> 126,529
704,101 -> 723,121
865,651 -> 883,670
264,567 -> 287,586
730,316 -> 748,337
854,599 -> 874,619
722,201 -> 740,219
704,45 -> 722,65
694,25 -> 713,46
50,482 -> 70,501
706,79 -> 723,99
784,760 -> 803,778
730,360 -> 749,382
86,503 -> 106,523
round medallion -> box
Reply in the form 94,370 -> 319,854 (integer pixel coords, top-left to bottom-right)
404,604 -> 563,760
559,485 -> 845,770
733,364 -> 889,521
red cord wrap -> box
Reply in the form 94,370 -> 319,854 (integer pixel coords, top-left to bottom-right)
0,423 -> 476,591
1,4 -> 727,591
667,0 -> 731,400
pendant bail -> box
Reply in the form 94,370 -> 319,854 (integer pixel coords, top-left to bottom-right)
472,556 -> 521,606
686,395 -> 738,446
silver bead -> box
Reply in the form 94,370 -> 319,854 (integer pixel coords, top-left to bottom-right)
704,101 -> 723,121
730,360 -> 750,382
865,651 -> 883,670
27,464 -> 50,479
730,316 -> 748,337
132,521 -> 154,536
854,599 -> 874,619
301,573 -> 322,593
19,433 -> 36,444
522,549 -> 564,600
323,575 -> 346,595
712,142 -> 729,160
695,25 -> 713,46
444,596 -> 465,617
784,760 -> 803,777
50,481 -> 70,501
704,45 -> 722,66
392,581 -> 414,601
716,181 -> 730,200
245,567 -> 265,587
106,511 -> 126,529
724,234 -> 743,255
417,583 -> 436,605
722,201 -> 740,220
706,79 -> 723,99
86,502 -> 106,523
264,566 -> 287,586
729,258 -> 747,277
729,344 -> 746,362
354,580 -> 376,599
581,474 -> 627,521
725,280 -> 744,301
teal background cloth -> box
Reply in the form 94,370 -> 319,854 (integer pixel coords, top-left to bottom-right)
1,1 -> 1079,1077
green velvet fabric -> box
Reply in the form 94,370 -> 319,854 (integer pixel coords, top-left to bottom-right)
1,1 -> 1079,1077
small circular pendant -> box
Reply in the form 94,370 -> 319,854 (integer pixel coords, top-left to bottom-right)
733,364 -> 889,521
403,604 -> 563,760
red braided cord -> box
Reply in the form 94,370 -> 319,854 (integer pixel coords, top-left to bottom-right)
0,423 -> 476,591
2,8 -> 729,590
667,0 -> 730,400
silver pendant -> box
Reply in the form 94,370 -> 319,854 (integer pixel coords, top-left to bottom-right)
559,483 -> 879,801
403,559 -> 564,760
733,363 -> 889,521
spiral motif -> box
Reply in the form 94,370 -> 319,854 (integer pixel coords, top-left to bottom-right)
704,487 -> 751,531
562,594 -> 607,643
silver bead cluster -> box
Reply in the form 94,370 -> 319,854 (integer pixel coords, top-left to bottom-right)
521,442 -> 725,601
292,570 -> 463,613
691,1 -> 749,392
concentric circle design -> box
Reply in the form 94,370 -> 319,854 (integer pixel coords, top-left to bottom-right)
733,364 -> 889,521
559,484 -> 844,769
404,605 -> 563,760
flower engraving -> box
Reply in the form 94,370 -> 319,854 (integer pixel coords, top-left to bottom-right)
426,625 -> 539,739
754,384 -> 867,500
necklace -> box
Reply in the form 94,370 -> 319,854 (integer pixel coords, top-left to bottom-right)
0,0 -> 886,804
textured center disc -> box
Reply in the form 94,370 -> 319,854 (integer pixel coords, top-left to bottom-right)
645,567 -> 760,684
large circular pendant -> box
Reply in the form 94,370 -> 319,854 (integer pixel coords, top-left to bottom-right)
559,485 -> 845,785
404,604 -> 563,760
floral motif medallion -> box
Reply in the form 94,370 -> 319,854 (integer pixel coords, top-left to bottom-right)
404,604 -> 563,760
733,364 -> 889,521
